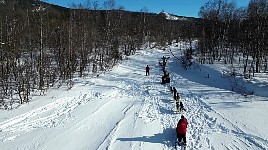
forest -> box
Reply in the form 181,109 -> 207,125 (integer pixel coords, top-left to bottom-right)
0,0 -> 267,107
197,0 -> 268,77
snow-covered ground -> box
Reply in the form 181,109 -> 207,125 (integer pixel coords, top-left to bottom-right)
0,43 -> 268,150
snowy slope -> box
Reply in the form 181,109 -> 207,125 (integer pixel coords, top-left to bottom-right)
0,44 -> 268,150
161,12 -> 188,21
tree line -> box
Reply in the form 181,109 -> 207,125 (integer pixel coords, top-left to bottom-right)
0,0 -> 192,107
4,0 -> 265,108
197,0 -> 268,78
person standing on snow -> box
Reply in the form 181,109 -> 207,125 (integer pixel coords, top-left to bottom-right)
146,65 -> 150,76
176,115 -> 188,145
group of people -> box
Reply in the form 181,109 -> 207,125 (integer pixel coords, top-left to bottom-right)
145,55 -> 171,85
145,57 -> 188,146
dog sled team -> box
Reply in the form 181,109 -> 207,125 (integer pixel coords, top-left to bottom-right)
146,55 -> 188,147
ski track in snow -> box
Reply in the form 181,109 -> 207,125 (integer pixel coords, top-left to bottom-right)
0,91 -> 94,134
177,85 -> 268,150
0,47 -> 267,150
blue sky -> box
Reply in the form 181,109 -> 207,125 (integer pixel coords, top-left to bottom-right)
46,0 -> 250,17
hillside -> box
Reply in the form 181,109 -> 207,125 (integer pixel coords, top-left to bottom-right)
0,0 -> 201,107
0,42 -> 267,150
0,0 -> 69,13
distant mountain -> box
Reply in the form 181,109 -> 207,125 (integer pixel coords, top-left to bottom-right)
1,0 -> 197,22
159,11 -> 197,21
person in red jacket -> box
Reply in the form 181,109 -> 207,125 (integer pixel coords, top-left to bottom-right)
146,65 -> 150,76
176,115 -> 188,145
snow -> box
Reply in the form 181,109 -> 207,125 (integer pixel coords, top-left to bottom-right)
161,12 -> 188,21
1,43 -> 268,150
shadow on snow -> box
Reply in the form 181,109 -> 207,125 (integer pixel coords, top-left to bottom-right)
117,127 -> 176,147
168,58 -> 268,99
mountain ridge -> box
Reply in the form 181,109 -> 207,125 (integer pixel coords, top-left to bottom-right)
0,0 -> 198,20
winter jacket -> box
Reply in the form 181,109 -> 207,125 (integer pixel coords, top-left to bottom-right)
177,119 -> 188,134
146,66 -> 150,71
